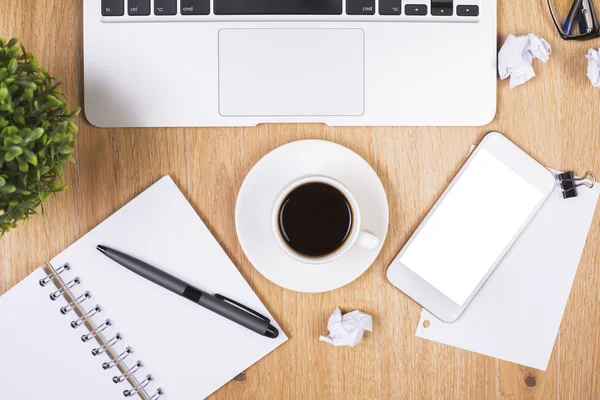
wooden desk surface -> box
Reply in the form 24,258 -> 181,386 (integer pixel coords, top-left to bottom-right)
2,1 -> 599,399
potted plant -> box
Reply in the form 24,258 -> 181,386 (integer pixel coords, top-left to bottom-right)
0,38 -> 79,236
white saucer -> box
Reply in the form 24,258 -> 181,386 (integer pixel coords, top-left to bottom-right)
235,140 -> 389,293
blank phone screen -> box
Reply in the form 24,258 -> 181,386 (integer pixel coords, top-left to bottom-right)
399,148 -> 545,306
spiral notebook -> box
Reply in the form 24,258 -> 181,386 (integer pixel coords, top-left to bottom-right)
0,176 -> 287,399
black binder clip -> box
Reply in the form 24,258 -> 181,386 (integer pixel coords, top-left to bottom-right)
557,171 -> 596,199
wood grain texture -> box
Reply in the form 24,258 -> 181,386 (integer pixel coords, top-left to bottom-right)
1,1 -> 599,399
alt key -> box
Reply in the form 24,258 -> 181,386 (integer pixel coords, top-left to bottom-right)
155,0 -> 177,15
380,0 -> 402,15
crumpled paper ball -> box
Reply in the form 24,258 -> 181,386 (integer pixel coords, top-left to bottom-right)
319,307 -> 373,347
498,34 -> 552,88
586,48 -> 600,87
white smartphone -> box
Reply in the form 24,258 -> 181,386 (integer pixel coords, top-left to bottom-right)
386,132 -> 556,322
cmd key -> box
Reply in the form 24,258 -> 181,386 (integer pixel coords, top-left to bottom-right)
102,0 -> 124,16
181,0 -> 210,15
347,0 -> 376,15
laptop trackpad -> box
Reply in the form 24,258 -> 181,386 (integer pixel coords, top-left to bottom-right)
218,29 -> 365,117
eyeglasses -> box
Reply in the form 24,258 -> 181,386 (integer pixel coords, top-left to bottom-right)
548,0 -> 600,40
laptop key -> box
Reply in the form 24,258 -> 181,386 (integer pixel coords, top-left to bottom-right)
214,0 -> 342,15
102,0 -> 124,16
347,0 -> 375,15
457,5 -> 479,16
155,0 -> 177,15
380,0 -> 402,15
181,0 -> 210,15
431,0 -> 453,16
405,4 -> 427,15
128,0 -> 150,15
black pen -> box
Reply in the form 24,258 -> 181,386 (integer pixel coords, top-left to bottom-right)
96,245 -> 279,338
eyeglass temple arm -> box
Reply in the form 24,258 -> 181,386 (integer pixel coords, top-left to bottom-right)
565,0 -> 584,34
548,0 -> 571,38
578,0 -> 595,34
548,0 -> 600,40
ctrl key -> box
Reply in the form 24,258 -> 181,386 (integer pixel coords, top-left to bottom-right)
181,0 -> 210,15
102,0 -> 124,16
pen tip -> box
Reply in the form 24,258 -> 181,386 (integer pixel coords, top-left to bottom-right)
96,245 -> 107,254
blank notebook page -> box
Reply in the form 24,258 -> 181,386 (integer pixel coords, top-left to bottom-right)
1,176 -> 287,399
0,268 -> 122,398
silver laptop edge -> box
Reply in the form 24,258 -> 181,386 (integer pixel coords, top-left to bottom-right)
84,0 -> 496,127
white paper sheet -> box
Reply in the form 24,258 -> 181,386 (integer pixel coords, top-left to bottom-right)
0,268 -> 125,399
0,176 -> 288,399
415,171 -> 599,370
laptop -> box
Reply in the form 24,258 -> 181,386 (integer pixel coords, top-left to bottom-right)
84,0 -> 496,127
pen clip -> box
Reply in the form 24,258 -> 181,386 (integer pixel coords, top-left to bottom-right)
215,294 -> 271,323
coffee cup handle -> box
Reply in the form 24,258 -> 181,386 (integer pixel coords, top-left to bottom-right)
356,230 -> 380,251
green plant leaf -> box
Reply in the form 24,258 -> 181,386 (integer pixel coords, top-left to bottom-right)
15,187 -> 31,195
4,135 -> 22,146
0,37 -> 77,236
26,127 -> 44,142
43,95 -> 62,109
0,184 -> 16,194
15,80 -> 37,90
2,126 -> 18,136
59,145 -> 74,155
23,88 -> 33,100
67,121 -> 78,133
22,149 -> 37,166
18,160 -> 29,172
4,146 -> 23,161
7,58 -> 18,74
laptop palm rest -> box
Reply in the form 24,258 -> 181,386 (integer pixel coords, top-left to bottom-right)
218,29 -> 365,118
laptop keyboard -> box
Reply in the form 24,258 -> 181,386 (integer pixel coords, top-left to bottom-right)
101,0 -> 480,20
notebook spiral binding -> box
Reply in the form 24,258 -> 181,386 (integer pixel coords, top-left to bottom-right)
40,263 -> 164,400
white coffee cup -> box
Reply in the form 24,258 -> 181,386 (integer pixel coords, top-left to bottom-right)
271,176 -> 380,265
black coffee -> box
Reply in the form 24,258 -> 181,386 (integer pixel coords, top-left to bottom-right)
278,182 -> 353,257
